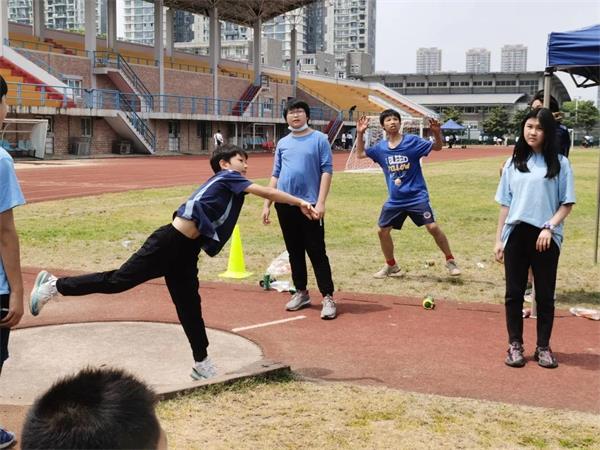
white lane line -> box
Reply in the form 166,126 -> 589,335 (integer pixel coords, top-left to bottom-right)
232,315 -> 306,332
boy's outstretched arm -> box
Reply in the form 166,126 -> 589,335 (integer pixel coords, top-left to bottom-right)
428,118 -> 443,151
261,176 -> 279,224
354,116 -> 370,159
0,209 -> 24,328
249,183 -> 318,221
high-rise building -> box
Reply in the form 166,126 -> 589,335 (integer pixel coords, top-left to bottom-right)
262,7 -> 308,68
501,44 -> 527,72
324,0 -> 376,79
173,10 -> 194,43
122,0 -> 155,45
7,0 -> 32,24
416,47 -> 442,74
8,0 -> 106,34
465,48 -> 490,73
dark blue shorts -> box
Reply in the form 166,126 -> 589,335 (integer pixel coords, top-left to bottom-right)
1,294 -> 9,368
378,202 -> 436,230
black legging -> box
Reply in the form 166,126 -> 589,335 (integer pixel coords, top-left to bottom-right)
503,222 -> 560,348
274,203 -> 334,296
57,224 -> 209,362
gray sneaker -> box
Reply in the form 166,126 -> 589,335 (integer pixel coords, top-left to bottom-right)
505,342 -> 526,367
30,270 -> 58,316
373,264 -> 401,279
321,295 -> 337,320
286,290 -> 311,311
191,356 -> 217,380
534,347 -> 558,369
445,259 -> 461,276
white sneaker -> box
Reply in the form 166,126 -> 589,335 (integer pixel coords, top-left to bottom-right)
321,295 -> 337,320
30,270 -> 58,316
373,264 -> 401,279
191,356 -> 217,380
445,259 -> 461,276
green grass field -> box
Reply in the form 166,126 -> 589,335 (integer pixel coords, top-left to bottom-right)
14,148 -> 600,448
17,148 -> 600,308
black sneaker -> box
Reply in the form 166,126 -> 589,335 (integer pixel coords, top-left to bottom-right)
505,342 -> 526,367
534,346 -> 558,368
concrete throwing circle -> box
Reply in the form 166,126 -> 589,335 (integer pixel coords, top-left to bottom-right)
0,322 -> 262,405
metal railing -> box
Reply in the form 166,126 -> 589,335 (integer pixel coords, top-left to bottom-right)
93,51 -> 154,110
13,48 -> 68,83
6,81 -> 75,108
5,82 -> 342,124
119,94 -> 156,151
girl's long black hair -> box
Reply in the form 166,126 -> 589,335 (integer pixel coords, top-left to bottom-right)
512,107 -> 560,179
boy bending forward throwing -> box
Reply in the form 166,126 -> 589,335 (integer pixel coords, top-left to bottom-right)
355,109 -> 461,278
30,145 -> 317,380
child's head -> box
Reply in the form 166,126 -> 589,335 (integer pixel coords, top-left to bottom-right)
21,367 -> 166,450
283,99 -> 310,128
513,107 -> 560,178
210,144 -> 248,174
530,90 -> 559,113
379,109 -> 401,129
0,75 -> 8,124
519,107 -> 557,150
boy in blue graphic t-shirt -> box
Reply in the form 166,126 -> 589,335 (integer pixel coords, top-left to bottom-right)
355,109 -> 461,278
29,145 -> 317,381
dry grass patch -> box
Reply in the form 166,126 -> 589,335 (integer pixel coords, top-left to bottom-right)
158,376 -> 600,449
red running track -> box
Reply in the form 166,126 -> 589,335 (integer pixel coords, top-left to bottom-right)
9,146 -> 596,428
15,146 -> 512,203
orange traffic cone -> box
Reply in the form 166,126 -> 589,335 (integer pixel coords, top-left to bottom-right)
219,225 -> 252,279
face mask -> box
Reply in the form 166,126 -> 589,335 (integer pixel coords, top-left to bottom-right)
288,123 -> 309,132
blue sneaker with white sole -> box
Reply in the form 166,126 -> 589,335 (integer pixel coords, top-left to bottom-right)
30,270 -> 58,316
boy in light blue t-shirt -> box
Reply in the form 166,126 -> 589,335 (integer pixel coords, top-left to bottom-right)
0,74 -> 25,449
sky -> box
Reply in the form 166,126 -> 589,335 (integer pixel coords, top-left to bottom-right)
374,0 -> 600,103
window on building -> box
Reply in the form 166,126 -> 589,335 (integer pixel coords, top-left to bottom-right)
81,118 -> 92,137
168,120 -> 180,137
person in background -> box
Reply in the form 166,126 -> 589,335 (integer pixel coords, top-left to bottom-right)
494,108 -> 575,369
0,74 -> 26,450
262,99 -> 337,320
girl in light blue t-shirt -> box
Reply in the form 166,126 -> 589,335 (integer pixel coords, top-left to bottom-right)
494,108 -> 575,369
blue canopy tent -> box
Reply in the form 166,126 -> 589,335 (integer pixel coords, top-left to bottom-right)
547,24 -> 600,88
544,24 -> 600,263
440,119 -> 465,131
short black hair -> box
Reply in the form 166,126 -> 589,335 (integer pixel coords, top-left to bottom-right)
21,367 -> 161,450
0,74 -> 7,102
531,90 -> 559,113
379,109 -> 401,126
283,98 -> 310,120
210,143 -> 248,173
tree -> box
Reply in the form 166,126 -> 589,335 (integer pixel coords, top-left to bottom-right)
510,107 -> 529,135
482,106 -> 510,138
561,100 -> 599,134
441,106 -> 463,124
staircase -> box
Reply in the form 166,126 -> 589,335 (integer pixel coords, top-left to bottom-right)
93,51 -> 154,111
232,84 -> 261,116
105,93 -> 156,154
0,57 -> 76,108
